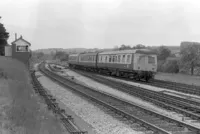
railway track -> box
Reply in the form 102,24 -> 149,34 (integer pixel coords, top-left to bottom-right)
44,62 -> 200,134
149,79 -> 200,95
69,69 -> 200,123
31,69 -> 87,134
64,64 -> 200,96
49,64 -> 200,118
50,62 -> 200,96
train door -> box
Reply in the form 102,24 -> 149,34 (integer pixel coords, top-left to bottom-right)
133,53 -> 147,71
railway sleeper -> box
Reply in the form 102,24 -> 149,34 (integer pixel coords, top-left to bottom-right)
133,127 -> 147,131
70,131 -> 88,134
129,123 -> 141,128
144,118 -> 165,124
143,131 -> 154,134
157,123 -> 177,128
174,132 -> 196,134
161,126 -> 185,132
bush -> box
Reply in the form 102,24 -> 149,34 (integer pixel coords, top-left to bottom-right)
162,60 -> 179,73
157,60 -> 165,72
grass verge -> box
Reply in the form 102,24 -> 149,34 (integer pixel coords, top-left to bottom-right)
0,57 -> 66,134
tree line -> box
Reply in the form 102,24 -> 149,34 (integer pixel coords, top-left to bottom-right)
0,17 -> 9,55
33,43 -> 200,76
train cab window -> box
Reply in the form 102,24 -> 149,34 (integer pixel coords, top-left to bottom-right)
148,56 -> 155,64
127,55 -> 131,63
122,55 -> 125,63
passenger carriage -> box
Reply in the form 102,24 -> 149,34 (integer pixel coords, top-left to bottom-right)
68,54 -> 80,68
97,49 -> 157,81
77,52 -> 98,71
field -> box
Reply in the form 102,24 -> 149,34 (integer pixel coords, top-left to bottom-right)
155,72 -> 200,86
0,57 -> 66,134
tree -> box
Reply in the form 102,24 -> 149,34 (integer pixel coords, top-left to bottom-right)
180,44 -> 200,75
53,51 -> 69,61
0,18 -> 9,55
60,53 -> 69,62
119,44 -> 131,50
36,52 -> 44,59
113,45 -> 119,51
157,46 -> 171,60
133,44 -> 146,49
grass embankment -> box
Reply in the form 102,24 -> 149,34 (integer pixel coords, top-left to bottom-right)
0,57 -> 65,134
155,72 -> 200,86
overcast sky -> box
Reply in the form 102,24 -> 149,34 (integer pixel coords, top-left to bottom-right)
0,0 -> 200,50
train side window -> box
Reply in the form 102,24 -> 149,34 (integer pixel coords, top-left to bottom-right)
109,55 -> 111,63
101,56 -> 103,62
104,56 -> 106,63
127,55 -> 131,63
122,55 -> 125,63
105,56 -> 107,63
113,56 -> 116,63
118,55 -> 120,63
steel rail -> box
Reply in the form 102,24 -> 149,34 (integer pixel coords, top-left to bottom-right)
43,62 -> 200,134
31,68 -> 87,134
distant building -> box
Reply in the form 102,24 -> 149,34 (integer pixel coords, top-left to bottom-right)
11,35 -> 31,67
4,44 -> 12,56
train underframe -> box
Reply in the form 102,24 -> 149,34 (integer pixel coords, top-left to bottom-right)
68,64 -> 155,82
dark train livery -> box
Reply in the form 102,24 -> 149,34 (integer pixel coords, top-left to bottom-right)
68,49 -> 157,81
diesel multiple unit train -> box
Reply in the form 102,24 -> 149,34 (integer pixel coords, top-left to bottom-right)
68,49 -> 157,81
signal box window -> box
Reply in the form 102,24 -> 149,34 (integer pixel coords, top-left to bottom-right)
16,45 -> 29,52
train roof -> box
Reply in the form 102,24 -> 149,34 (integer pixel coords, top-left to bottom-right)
99,49 -> 157,55
69,53 -> 79,57
79,52 -> 99,56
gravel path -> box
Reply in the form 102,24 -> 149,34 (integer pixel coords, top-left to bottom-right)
36,71 -> 143,134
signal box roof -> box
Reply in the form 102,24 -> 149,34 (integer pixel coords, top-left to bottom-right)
11,36 -> 31,46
